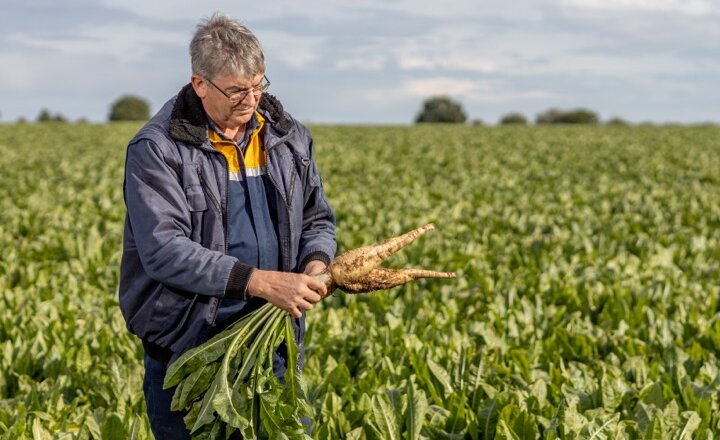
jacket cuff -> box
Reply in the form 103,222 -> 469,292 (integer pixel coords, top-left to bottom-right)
299,251 -> 332,273
225,261 -> 255,300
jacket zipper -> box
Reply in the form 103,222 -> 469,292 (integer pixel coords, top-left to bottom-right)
197,169 -> 222,213
196,158 -> 228,327
264,130 -> 297,272
264,130 -> 295,208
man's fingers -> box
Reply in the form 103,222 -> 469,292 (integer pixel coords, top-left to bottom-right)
304,289 -> 322,304
305,275 -> 328,297
250,271 -> 328,316
297,298 -> 314,311
290,298 -> 314,318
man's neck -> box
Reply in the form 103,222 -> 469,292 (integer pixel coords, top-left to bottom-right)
215,122 -> 245,141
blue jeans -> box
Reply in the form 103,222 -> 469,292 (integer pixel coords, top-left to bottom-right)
143,353 -> 191,439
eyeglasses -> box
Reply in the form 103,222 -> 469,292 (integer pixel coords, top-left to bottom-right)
204,75 -> 270,104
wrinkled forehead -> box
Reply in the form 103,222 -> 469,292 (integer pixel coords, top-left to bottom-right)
212,70 -> 265,86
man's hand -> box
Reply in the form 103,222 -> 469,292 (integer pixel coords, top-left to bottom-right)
246,269 -> 327,318
303,260 -> 328,276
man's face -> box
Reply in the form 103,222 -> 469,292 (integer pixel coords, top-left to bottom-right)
193,71 -> 266,130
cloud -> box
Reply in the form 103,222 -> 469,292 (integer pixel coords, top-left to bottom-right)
547,0 -> 720,44
335,55 -> 388,71
259,31 -> 325,70
0,0 -> 717,123
0,53 -> 42,88
555,0 -> 720,16
5,24 -> 187,64
94,0 -> 359,23
392,35 -> 510,74
362,77 -> 551,103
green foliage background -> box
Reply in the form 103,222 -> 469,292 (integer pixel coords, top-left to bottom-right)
108,96 -> 150,122
415,96 -> 467,124
1,123 -> 719,438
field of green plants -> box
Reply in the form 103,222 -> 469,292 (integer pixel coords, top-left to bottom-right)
1,122 -> 719,438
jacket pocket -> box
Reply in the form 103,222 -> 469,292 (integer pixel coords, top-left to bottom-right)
185,185 -> 206,243
147,287 -> 198,346
197,169 -> 222,214
185,185 -> 207,211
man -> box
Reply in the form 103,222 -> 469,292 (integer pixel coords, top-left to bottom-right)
119,13 -> 336,438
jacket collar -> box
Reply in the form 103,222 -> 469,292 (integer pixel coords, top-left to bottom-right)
168,83 -> 293,145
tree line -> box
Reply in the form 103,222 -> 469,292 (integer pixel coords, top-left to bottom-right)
11,94 -> 670,126
415,95 -> 630,125
21,95 -> 150,123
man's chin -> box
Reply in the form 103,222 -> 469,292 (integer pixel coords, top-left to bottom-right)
232,108 -> 254,121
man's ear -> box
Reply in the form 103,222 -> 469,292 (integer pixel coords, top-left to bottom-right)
190,75 -> 207,99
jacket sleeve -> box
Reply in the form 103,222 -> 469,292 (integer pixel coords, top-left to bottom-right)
124,137 -> 253,297
297,133 -> 337,271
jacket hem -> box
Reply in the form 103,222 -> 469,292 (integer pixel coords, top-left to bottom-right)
142,340 -> 173,367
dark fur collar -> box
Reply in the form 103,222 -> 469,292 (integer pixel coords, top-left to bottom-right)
169,83 -> 293,145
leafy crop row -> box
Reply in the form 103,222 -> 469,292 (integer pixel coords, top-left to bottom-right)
1,123 -> 719,438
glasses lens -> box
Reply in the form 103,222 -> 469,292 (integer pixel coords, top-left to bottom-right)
218,76 -> 269,103
228,91 -> 249,104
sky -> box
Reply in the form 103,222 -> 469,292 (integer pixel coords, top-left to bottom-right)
1,0 -> 719,124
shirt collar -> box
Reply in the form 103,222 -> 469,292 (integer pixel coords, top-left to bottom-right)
207,112 -> 259,143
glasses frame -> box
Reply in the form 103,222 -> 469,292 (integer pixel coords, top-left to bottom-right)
204,74 -> 270,104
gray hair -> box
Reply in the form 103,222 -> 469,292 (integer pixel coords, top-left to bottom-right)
190,12 -> 265,79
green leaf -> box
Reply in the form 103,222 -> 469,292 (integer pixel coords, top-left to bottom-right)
405,378 -> 428,440
100,413 -> 126,440
372,394 -> 401,440
190,372 -> 222,433
587,414 -> 619,440
165,303 -> 274,389
171,363 -> 216,411
31,417 -> 52,440
234,307 -> 285,383
675,411 -> 700,440
284,316 -> 300,406
478,396 -> 501,440
213,309 -> 284,430
494,420 -> 519,440
643,414 -> 664,440
497,404 -> 537,440
639,382 -> 666,408
84,412 -> 103,439
191,418 -> 226,440
346,427 -> 364,440
75,344 -> 92,374
600,373 -> 627,411
427,358 -> 454,397
258,378 -> 308,440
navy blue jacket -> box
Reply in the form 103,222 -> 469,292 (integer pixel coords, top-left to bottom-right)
119,84 -> 336,358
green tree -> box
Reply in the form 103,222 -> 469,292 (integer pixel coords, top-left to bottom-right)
535,108 -> 563,124
499,112 -> 528,125
37,109 -> 53,122
109,95 -> 150,121
606,117 -> 628,126
536,107 -> 599,124
37,109 -> 67,122
558,108 -> 599,124
415,96 -> 467,123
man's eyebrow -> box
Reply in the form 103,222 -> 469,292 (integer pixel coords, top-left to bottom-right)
228,78 -> 263,91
